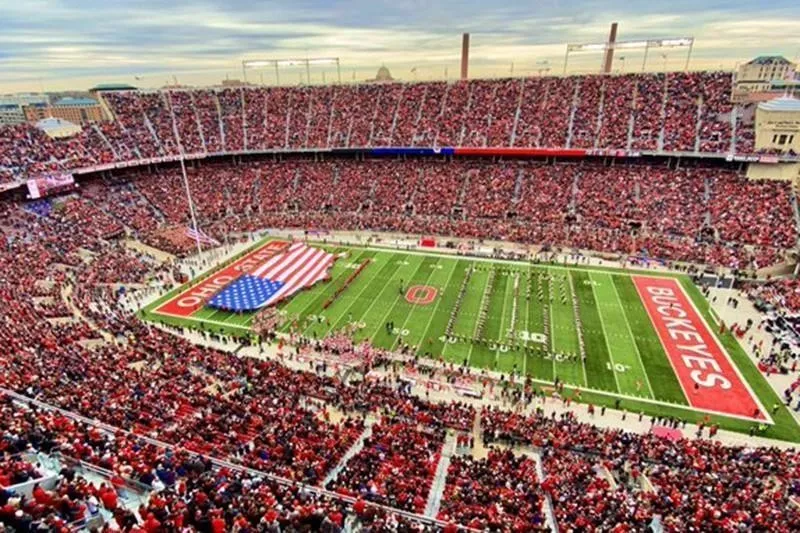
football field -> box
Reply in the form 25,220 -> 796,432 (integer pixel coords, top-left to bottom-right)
142,238 -> 800,440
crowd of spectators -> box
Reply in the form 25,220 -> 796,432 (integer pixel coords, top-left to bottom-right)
0,466 -> 98,531
746,278 -> 800,312
0,455 -> 44,488
0,71 -> 779,185
710,172 -> 797,250
483,408 -> 800,531
2,97 -> 800,531
0,396 -> 431,531
325,421 -> 444,514
107,158 -> 797,269
437,449 -> 547,531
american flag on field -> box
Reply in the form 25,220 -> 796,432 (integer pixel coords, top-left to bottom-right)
186,226 -> 220,246
208,242 -> 335,311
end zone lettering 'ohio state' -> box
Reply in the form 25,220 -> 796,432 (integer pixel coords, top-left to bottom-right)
632,276 -> 764,420
155,240 -> 290,318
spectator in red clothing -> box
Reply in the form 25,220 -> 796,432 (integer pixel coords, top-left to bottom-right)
98,484 -> 118,511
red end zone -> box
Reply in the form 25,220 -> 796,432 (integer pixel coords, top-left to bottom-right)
632,276 -> 764,420
155,240 -> 290,318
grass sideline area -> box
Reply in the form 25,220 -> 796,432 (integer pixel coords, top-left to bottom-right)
140,237 -> 800,442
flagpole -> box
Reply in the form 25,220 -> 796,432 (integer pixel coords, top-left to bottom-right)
166,90 -> 203,256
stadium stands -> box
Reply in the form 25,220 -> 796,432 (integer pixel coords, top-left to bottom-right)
0,189 -> 800,531
483,408 -> 800,531
0,71 -> 775,185
437,449 -> 547,530
0,74 -> 790,270
83,159 -> 794,269
1,70 -> 800,532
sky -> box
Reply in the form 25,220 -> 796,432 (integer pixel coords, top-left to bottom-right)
1,0 -> 799,93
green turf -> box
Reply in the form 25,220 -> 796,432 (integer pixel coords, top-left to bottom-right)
139,239 -> 800,442
612,275 -> 687,404
572,270 -> 616,392
589,272 -> 654,399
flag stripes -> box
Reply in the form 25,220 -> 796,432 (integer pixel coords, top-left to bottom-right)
208,243 -> 335,311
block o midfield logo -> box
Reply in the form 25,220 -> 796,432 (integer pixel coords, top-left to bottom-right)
405,285 -> 438,305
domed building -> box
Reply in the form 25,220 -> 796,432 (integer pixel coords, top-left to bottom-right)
367,65 -> 394,83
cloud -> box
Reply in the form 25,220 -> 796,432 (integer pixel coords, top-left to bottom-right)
0,0 -> 798,92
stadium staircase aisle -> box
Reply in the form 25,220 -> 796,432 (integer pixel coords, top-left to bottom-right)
565,80 -> 581,149
791,195 -> 800,247
694,99 -> 703,153
657,75 -> 669,151
626,110 -> 635,150
511,168 -> 525,206
530,450 -> 559,532
509,84 -> 523,147
61,283 -> 114,344
424,432 -> 458,517
92,123 -> 118,159
322,422 -> 374,487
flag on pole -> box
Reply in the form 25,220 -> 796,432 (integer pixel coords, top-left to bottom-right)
208,243 -> 335,311
186,226 -> 220,246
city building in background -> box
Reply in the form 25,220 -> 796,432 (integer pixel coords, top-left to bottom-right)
755,96 -> 800,154
367,66 -> 394,83
0,104 -> 26,126
0,94 -> 50,125
23,97 -> 104,125
734,56 -> 798,102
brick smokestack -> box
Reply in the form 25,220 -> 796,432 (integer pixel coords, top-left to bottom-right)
603,22 -> 618,73
461,33 -> 470,80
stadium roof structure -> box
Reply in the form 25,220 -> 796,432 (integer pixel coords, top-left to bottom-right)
54,97 -> 98,107
89,83 -> 137,92
746,55 -> 794,65
758,96 -> 800,112
35,117 -> 81,138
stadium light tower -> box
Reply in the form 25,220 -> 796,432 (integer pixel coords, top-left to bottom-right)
564,37 -> 694,74
242,58 -> 341,85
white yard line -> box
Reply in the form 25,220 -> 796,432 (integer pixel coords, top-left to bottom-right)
589,276 -> 624,395
520,272 -> 532,377
348,255 -> 415,340
546,270 -> 557,380
363,256 -> 427,342
391,259 -> 445,350
607,273 -> 657,400
415,260 -> 460,351
493,271 -> 512,369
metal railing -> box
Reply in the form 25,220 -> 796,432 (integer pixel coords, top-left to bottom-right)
0,387 -> 475,531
